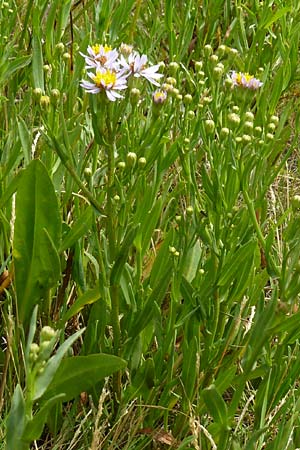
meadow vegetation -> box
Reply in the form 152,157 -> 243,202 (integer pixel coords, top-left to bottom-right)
1,1 -> 300,449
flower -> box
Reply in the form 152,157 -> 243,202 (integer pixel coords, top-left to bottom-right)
153,89 -> 167,104
81,44 -> 119,70
120,51 -> 163,86
80,67 -> 128,101
229,71 -> 263,90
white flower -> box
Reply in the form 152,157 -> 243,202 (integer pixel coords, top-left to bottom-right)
80,67 -> 128,101
229,71 -> 263,90
120,52 -> 163,86
81,44 -> 119,70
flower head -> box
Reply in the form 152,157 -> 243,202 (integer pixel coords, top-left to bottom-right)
120,51 -> 163,86
153,89 -> 167,104
81,44 -> 119,70
80,67 -> 128,101
229,71 -> 263,90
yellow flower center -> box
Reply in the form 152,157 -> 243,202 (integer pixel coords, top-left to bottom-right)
236,72 -> 253,85
91,44 -> 112,54
93,70 -> 117,88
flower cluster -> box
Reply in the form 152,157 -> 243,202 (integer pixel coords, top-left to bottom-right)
229,71 -> 263,90
80,43 -> 163,101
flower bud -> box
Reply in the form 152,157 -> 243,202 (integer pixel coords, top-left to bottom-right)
55,42 -> 65,53
245,111 -> 254,121
266,132 -> 274,140
130,87 -> 140,106
242,134 -> 252,143
119,43 -> 133,56
228,112 -> 240,127
244,121 -> 253,132
117,161 -> 126,170
126,152 -> 137,167
268,122 -> 276,131
220,127 -> 230,138
187,110 -> 195,120
254,126 -> 262,135
63,52 -> 71,61
204,119 -> 215,134
292,195 -> 300,211
166,77 -> 176,86
270,115 -> 279,125
175,215 -> 182,223
40,326 -> 56,343
210,54 -> 218,63
194,61 -> 203,71
186,206 -> 194,215
138,157 -> 147,167
50,88 -> 60,105
40,95 -> 50,109
43,64 -> 51,73
169,61 -> 179,75
213,66 -> 223,79
204,44 -> 213,56
183,94 -> 193,104
217,45 -> 226,56
113,194 -> 120,202
33,87 -> 43,100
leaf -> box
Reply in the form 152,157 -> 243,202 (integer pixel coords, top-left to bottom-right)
17,116 -> 31,165
59,287 -> 100,326
6,385 -> 26,450
202,385 -> 230,429
33,328 -> 84,401
42,354 -> 127,402
22,394 -> 66,442
32,34 -> 44,91
110,224 -> 140,285
13,160 -> 61,326
59,206 -> 94,253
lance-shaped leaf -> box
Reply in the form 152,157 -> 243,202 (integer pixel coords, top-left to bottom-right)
13,159 -> 61,326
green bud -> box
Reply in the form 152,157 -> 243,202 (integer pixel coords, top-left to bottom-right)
186,205 -> 194,215
270,115 -> 279,125
213,66 -> 223,79
117,161 -> 126,170
204,44 -> 213,56
126,152 -> 137,167
210,54 -> 219,63
242,134 -> 252,143
40,95 -> 50,109
268,122 -> 276,131
204,119 -> 215,134
130,87 -> 140,106
169,61 -> 179,75
195,61 -> 203,71
183,94 -> 193,104
55,42 -> 65,53
63,52 -> 71,60
292,195 -> 300,211
220,127 -> 230,138
166,77 -> 176,86
266,132 -> 274,140
254,126 -> 262,135
138,157 -> 147,167
244,121 -> 254,132
33,87 -> 43,100
245,111 -> 254,121
113,194 -> 120,202
40,326 -> 56,343
187,110 -> 195,120
228,112 -> 240,127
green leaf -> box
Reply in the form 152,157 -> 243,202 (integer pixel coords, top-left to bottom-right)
202,385 -> 230,429
110,224 -> 140,285
42,354 -> 127,402
13,160 -> 61,326
32,34 -> 44,91
59,287 -> 100,326
59,206 -> 94,253
17,116 -> 31,165
22,394 -> 66,442
6,385 -> 26,450
33,328 -> 84,401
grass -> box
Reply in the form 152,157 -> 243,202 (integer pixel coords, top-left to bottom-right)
1,0 -> 300,449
